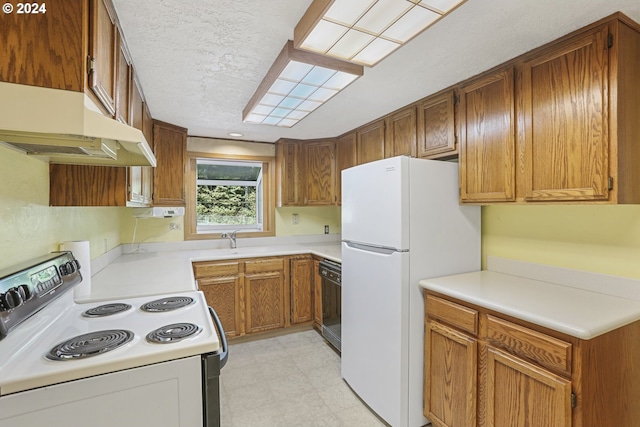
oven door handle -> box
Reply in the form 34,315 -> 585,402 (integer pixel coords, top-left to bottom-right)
208,306 -> 228,369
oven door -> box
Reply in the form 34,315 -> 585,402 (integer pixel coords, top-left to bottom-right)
203,306 -> 228,427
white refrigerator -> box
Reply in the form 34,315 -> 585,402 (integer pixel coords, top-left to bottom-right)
341,156 -> 480,427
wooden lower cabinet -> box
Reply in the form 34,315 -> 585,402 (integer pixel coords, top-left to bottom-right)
290,255 -> 313,325
193,255 -> 316,339
424,320 -> 477,427
486,346 -> 571,427
424,291 -> 640,427
312,257 -> 323,331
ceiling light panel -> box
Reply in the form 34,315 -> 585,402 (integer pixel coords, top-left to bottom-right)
243,41 -> 363,128
295,0 -> 467,66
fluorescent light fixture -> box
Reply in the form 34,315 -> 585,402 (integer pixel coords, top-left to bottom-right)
294,0 -> 467,66
243,40 -> 363,128
228,132 -> 244,137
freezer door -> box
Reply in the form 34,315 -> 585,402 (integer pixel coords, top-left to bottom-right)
341,241 -> 410,427
341,156 -> 409,250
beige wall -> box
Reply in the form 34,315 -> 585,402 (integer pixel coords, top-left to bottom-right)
482,205 -> 640,279
276,206 -> 341,236
0,145 -> 122,270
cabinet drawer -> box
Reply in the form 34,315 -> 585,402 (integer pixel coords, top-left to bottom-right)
486,315 -> 572,376
244,257 -> 284,274
193,261 -> 240,279
426,294 -> 478,336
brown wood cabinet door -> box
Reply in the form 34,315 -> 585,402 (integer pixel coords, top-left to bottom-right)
152,121 -> 187,206
89,0 -> 118,116
0,0 -> 85,91
275,140 -> 304,206
115,32 -> 131,124
290,257 -> 313,324
357,119 -> 385,165
335,132 -> 357,205
305,140 -> 335,206
49,164 -> 127,206
127,76 -> 147,205
459,68 -> 516,202
521,25 -> 609,202
417,90 -> 457,158
485,347 -> 572,427
313,258 -> 322,330
244,271 -> 286,334
385,106 -> 417,158
199,276 -> 243,338
425,320 -> 477,427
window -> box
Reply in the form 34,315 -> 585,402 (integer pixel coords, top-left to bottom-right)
196,159 -> 262,231
186,153 -> 275,239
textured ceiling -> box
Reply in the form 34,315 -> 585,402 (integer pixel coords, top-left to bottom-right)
112,0 -> 640,143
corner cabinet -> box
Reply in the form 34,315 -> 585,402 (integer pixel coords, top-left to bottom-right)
152,120 -> 187,206
424,291 -> 640,427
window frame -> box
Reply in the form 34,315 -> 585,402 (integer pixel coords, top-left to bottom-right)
185,152 -> 275,240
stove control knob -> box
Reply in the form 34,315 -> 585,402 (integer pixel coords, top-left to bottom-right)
0,289 -> 23,311
17,284 -> 34,302
59,263 -> 68,276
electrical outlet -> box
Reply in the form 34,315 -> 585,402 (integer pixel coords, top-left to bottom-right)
324,225 -> 329,234
292,213 -> 299,225
170,223 -> 180,231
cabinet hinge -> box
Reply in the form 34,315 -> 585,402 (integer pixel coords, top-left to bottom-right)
608,33 -> 614,48
87,56 -> 96,73
608,176 -> 614,190
453,94 -> 459,105
571,392 -> 577,408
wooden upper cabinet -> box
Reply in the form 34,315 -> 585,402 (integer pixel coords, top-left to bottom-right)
385,106 -> 417,158
275,139 -> 304,207
305,140 -> 336,205
357,119 -> 385,165
152,120 -> 187,206
88,0 -> 118,116
521,25 -> 610,202
459,67 -> 516,203
0,0 -> 86,91
417,90 -> 457,158
335,132 -> 357,205
114,32 -> 131,124
49,164 -> 127,206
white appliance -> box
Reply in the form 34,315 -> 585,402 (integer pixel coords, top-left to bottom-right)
341,156 -> 480,427
0,252 -> 227,427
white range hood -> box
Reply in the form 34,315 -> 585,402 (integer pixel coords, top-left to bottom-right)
0,82 -> 156,167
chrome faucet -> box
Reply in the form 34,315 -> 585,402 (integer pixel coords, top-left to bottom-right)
221,230 -> 238,249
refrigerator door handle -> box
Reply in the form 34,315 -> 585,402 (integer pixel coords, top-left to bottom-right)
343,241 -> 406,255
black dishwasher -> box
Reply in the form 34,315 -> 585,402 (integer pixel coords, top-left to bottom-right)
319,259 -> 341,353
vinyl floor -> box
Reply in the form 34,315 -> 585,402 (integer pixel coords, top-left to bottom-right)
220,328 -> 391,427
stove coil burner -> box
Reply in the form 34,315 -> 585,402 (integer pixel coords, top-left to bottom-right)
46,329 -> 134,361
146,323 -> 202,344
140,296 -> 194,313
82,303 -> 132,318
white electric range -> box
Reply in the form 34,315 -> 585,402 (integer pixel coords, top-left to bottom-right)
0,252 -> 227,427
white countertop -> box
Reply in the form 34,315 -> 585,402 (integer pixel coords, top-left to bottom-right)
82,242 -> 341,303
419,258 -> 640,340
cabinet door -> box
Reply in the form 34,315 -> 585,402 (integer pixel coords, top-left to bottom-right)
198,276 -> 243,338
88,0 -> 118,116
0,0 -> 85,91
417,90 -> 457,158
357,119 -> 385,165
244,271 -> 286,334
128,76 -> 149,206
115,33 -> 131,124
485,347 -> 572,427
275,140 -> 304,206
425,320 -> 477,427
459,68 -> 516,202
385,106 -> 417,158
335,132 -> 357,205
49,164 -> 127,206
140,103 -> 154,205
152,121 -> 187,206
313,258 -> 322,330
290,257 -> 313,325
305,140 -> 335,206
521,26 -> 609,201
